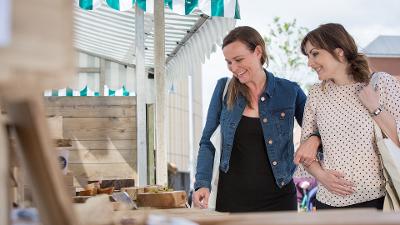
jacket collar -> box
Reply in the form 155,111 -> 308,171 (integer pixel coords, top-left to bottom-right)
263,69 -> 276,98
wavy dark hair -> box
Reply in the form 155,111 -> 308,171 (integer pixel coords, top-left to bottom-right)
222,26 -> 268,110
300,23 -> 370,83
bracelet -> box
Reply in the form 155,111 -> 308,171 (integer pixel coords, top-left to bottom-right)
370,107 -> 383,117
309,131 -> 320,138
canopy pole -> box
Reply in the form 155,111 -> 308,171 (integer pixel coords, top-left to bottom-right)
154,0 -> 168,186
135,3 -> 148,186
99,58 -> 105,96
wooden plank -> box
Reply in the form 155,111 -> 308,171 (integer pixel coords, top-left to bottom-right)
63,117 -> 136,140
6,96 -> 77,225
68,149 -> 136,164
197,210 -> 400,225
44,96 -> 137,107
78,67 -> 100,73
69,163 -> 137,181
46,106 -> 136,118
0,118 -> 10,225
71,139 -> 136,150
116,209 -> 400,225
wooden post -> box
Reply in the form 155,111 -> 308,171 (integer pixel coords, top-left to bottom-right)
5,95 -> 77,225
0,117 -> 10,225
99,58 -> 106,96
188,75 -> 195,190
135,3 -> 148,186
154,0 -> 168,186
146,104 -> 155,185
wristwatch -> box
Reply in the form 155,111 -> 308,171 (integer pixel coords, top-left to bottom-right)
370,107 -> 383,117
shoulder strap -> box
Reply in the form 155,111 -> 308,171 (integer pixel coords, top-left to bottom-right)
222,78 -> 231,102
370,72 -> 379,89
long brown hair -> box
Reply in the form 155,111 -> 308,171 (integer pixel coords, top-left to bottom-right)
300,23 -> 370,83
222,26 -> 268,110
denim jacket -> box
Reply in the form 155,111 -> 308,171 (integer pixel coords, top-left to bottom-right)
195,70 -> 306,191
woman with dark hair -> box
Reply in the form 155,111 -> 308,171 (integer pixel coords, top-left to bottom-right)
192,26 -> 321,212
295,23 -> 400,209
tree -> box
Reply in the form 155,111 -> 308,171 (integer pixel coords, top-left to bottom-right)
264,17 -> 316,91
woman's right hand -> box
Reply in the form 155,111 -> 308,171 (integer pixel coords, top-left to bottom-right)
294,136 -> 321,166
192,187 -> 210,209
317,169 -> 355,196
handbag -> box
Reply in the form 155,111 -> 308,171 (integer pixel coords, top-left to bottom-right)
371,73 -> 400,212
373,121 -> 400,212
208,77 -> 231,210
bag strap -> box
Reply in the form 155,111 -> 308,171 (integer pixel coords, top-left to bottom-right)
222,78 -> 231,102
370,73 -> 385,140
370,73 -> 394,189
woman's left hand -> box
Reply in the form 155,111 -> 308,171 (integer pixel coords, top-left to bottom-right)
358,83 -> 380,113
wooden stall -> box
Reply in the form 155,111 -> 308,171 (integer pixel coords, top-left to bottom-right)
44,96 -> 138,186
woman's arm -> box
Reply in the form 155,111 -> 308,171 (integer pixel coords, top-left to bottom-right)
358,73 -> 400,147
304,162 -> 355,196
194,78 -> 228,191
294,84 -> 321,166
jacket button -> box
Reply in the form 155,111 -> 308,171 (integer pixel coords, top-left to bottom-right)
262,118 -> 268,123
261,96 -> 266,102
268,139 -> 273,145
281,181 -> 285,186
272,161 -> 278,166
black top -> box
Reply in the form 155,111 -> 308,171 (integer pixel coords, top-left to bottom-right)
215,116 -> 297,212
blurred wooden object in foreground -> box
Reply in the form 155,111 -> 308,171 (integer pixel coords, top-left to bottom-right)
0,0 -> 77,225
113,208 -> 400,225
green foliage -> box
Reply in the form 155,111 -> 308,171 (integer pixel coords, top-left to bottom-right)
264,17 -> 315,90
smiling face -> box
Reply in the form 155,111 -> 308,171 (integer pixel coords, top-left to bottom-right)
222,41 -> 263,84
304,41 -> 346,81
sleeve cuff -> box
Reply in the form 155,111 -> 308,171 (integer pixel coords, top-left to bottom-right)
194,179 -> 211,191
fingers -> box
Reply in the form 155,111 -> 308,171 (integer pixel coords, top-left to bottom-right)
294,151 -> 318,166
330,182 -> 355,196
192,188 -> 210,209
201,194 -> 209,209
293,152 -> 302,165
192,192 -> 201,208
324,170 -> 355,196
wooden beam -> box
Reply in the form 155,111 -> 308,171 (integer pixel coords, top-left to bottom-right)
6,95 -> 77,225
154,0 -> 168,186
77,67 -> 100,73
135,3 -> 148,186
0,117 -> 10,225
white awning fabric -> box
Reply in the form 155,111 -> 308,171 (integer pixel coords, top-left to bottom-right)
73,3 -> 235,92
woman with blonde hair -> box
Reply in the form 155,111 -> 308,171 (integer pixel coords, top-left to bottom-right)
193,26 -> 321,212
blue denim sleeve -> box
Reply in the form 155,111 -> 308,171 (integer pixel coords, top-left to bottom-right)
294,84 -> 307,126
194,77 -> 228,191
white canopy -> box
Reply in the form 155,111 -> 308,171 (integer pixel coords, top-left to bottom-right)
72,2 -> 236,92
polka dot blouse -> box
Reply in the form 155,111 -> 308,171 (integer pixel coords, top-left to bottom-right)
301,72 -> 400,207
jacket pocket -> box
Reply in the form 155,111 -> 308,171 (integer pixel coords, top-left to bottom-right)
273,107 -> 294,136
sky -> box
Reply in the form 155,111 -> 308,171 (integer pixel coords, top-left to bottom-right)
201,0 -> 400,123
